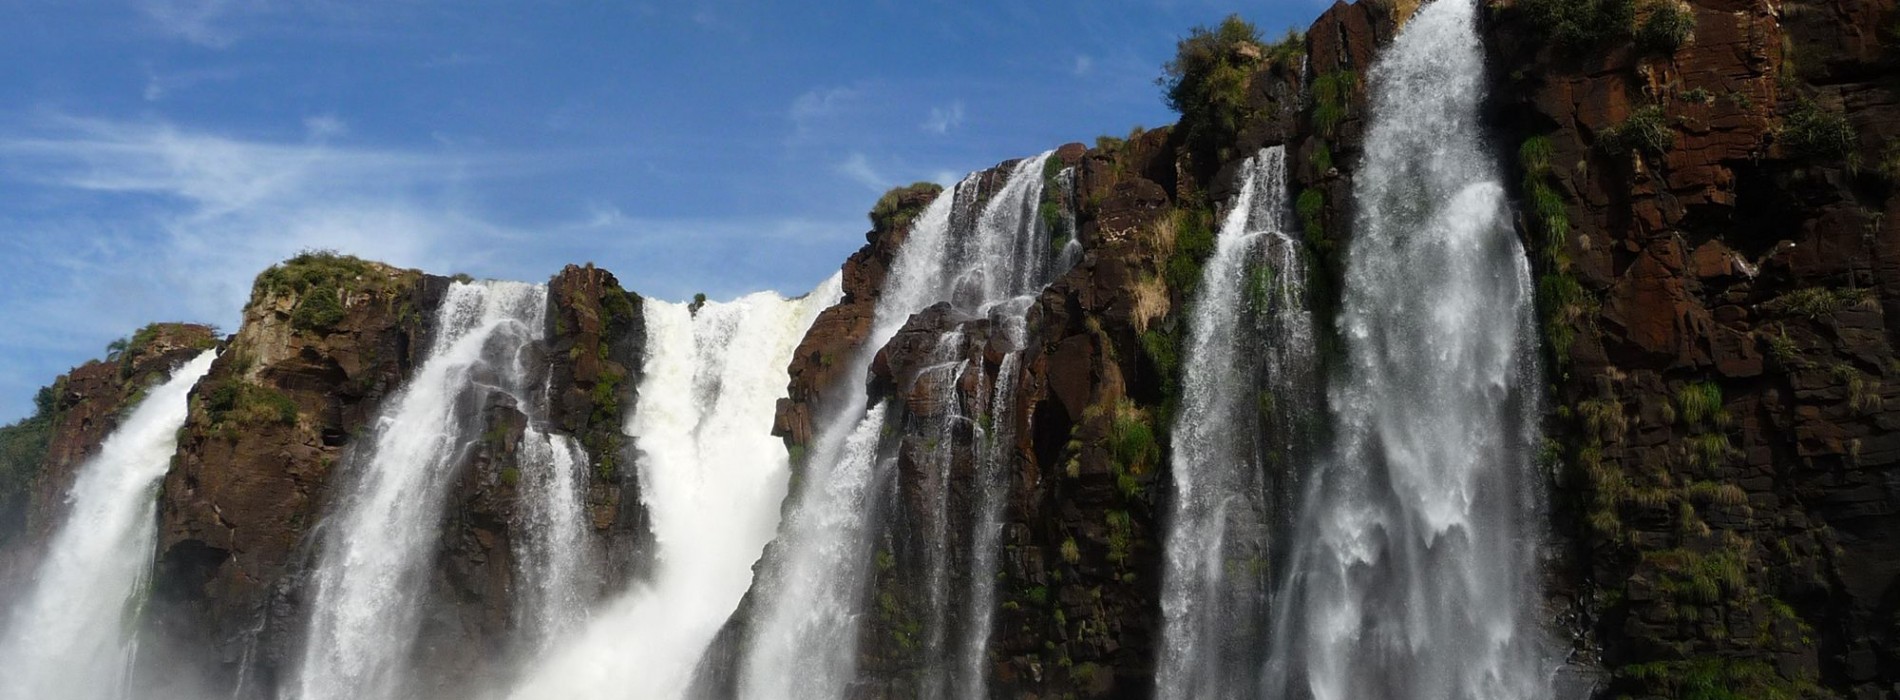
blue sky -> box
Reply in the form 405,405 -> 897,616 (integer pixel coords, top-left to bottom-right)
0,0 -> 1325,422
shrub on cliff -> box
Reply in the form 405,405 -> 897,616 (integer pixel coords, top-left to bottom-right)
1159,14 -> 1266,160
1778,99 -> 1857,163
1518,0 -> 1636,49
1599,106 -> 1675,156
868,182 -> 944,232
0,382 -> 62,533
1635,0 -> 1695,53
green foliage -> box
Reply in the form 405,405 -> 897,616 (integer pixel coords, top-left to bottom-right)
1109,401 -> 1159,478
499,467 -> 521,487
1105,510 -> 1133,566
1778,98 -> 1857,162
1159,14 -> 1265,158
1675,382 -> 1725,427
1774,286 -> 1869,319
1264,28 -> 1305,64
1060,537 -> 1081,565
204,381 -> 299,428
1622,658 -> 1815,700
1094,135 -> 1126,153
1764,327 -> 1804,370
868,182 -> 944,232
1680,87 -> 1714,104
1165,207 -> 1218,296
291,287 -> 346,332
1296,188 -> 1326,247
1311,71 -> 1357,138
1599,106 -> 1675,156
1517,0 -> 1637,49
1538,273 -> 1594,367
1644,547 -> 1747,606
254,250 -> 386,306
1309,142 -> 1333,173
1636,0 -> 1695,53
0,380 -> 63,530
1246,263 -> 1276,313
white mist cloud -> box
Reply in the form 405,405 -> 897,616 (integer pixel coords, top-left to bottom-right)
921,101 -> 965,135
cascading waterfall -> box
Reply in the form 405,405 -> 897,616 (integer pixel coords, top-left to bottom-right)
1156,145 -> 1314,700
507,277 -> 840,700
1264,1 -> 1549,698
291,281 -> 564,700
514,426 -> 593,648
739,151 -> 1063,700
0,350 -> 216,700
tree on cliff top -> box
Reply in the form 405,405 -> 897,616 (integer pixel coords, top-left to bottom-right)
1159,14 -> 1265,162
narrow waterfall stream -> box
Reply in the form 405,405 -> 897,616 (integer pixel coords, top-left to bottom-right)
739,152 -> 1064,700
0,351 -> 216,700
1156,145 -> 1314,700
1265,0 -> 1550,698
508,278 -> 840,700
290,281 -> 560,700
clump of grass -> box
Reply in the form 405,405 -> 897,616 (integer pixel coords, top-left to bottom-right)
1517,0 -> 1637,50
1779,98 -> 1858,164
1676,382 -> 1727,428
869,182 -> 945,232
1636,0 -> 1695,53
1774,287 -> 1869,319
1311,70 -> 1358,138
1599,106 -> 1676,156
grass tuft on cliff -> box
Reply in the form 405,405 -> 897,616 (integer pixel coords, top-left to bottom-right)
868,182 -> 944,232
1635,0 -> 1695,54
1517,0 -> 1636,50
1778,98 -> 1857,163
1159,14 -> 1267,162
253,250 -> 404,332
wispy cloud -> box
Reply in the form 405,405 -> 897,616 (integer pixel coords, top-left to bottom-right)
921,101 -> 965,135
787,85 -> 861,140
1073,54 -> 1094,76
836,152 -> 886,192
138,0 -> 244,47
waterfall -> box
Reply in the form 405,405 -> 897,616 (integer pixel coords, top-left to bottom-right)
1265,1 -> 1550,699
514,426 -> 593,648
506,276 -> 840,700
290,281 -> 556,700
1156,145 -> 1314,700
0,350 -> 217,700
739,151 -> 1063,700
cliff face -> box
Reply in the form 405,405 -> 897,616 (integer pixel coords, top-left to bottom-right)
1486,0 -> 1900,697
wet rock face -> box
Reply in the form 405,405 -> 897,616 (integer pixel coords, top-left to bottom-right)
1489,0 -> 1900,696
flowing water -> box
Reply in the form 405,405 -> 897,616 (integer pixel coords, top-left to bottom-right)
290,281 -> 556,700
514,425 -> 593,649
1265,0 -> 1549,698
1156,145 -> 1315,700
739,151 -> 1064,700
507,277 -> 840,700
0,350 -> 216,700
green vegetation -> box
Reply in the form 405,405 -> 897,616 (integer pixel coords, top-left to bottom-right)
1621,658 -> 1819,700
1311,70 -> 1358,138
1636,0 -> 1695,53
1060,537 -> 1081,565
1679,87 -> 1714,104
1778,98 -> 1857,162
1675,382 -> 1726,428
204,380 -> 299,429
1773,286 -> 1869,319
1164,206 -> 1218,297
868,182 -> 944,232
1517,0 -> 1636,49
0,381 -> 64,533
253,250 -> 397,328
1159,14 -> 1267,160
1599,106 -> 1675,156
1309,142 -> 1333,173
1521,133 -> 1594,371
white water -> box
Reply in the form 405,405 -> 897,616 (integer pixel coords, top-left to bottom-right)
507,276 -> 840,700
291,281 -> 550,700
740,151 -> 1062,700
1157,146 -> 1312,700
0,350 -> 216,700
1265,1 -> 1550,698
514,426 -> 593,649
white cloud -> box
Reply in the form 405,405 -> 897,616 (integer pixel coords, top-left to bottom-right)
788,86 -> 861,138
837,152 -> 886,192
921,101 -> 965,135
304,114 -> 349,140
138,0 -> 243,47
1073,54 -> 1094,75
